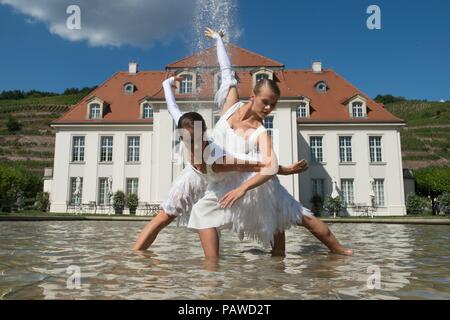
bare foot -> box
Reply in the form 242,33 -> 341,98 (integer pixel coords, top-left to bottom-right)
330,247 -> 353,256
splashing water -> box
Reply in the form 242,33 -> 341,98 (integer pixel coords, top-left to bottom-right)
192,0 -> 239,63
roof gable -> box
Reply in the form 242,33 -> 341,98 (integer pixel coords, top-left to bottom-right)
166,44 -> 284,69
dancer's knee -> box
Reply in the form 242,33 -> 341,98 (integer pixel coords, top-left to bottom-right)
153,210 -> 176,229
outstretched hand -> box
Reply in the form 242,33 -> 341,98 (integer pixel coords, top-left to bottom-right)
165,76 -> 184,89
205,27 -> 224,39
284,159 -> 308,175
219,187 -> 246,208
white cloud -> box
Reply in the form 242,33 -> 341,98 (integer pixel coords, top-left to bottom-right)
0,0 -> 196,47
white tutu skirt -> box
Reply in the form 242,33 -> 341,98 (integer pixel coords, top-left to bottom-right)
160,165 -> 207,226
188,171 -> 313,247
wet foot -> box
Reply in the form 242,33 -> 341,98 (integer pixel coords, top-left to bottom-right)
330,247 -> 353,256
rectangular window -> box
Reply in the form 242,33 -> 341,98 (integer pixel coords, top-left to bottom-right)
89,103 -> 101,119
339,136 -> 352,162
263,116 -> 274,137
369,136 -> 383,162
312,179 -> 325,197
98,178 -> 109,205
100,136 -> 113,162
126,178 -> 139,196
297,102 -> 308,118
352,102 -> 364,118
310,136 -> 323,162
374,179 -> 385,206
341,179 -> 354,207
142,103 -> 153,119
69,177 -> 83,205
180,75 -> 193,94
72,136 -> 85,162
127,136 -> 140,162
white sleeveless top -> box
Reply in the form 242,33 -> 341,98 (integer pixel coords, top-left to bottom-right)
212,101 -> 266,162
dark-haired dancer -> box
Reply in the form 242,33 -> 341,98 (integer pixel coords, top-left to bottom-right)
134,28 -> 351,257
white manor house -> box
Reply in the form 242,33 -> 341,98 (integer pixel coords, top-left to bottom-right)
45,45 -> 408,216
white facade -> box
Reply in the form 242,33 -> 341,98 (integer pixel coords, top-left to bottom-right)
48,101 -> 407,216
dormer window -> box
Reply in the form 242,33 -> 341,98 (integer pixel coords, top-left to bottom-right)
296,97 -> 311,119
86,98 -> 105,119
89,103 -> 101,119
352,102 -> 364,117
256,73 -> 270,82
142,103 -> 153,119
178,73 -> 195,94
124,83 -> 135,94
315,81 -> 328,93
346,95 -> 368,118
140,100 -> 154,119
252,69 -> 274,87
297,102 -> 308,118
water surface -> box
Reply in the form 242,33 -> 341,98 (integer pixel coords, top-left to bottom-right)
0,221 -> 448,299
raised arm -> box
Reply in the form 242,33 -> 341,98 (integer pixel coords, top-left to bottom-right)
162,76 -> 184,124
219,132 -> 280,208
205,27 -> 239,114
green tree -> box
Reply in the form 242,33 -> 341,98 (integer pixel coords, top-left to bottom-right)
324,196 -> 342,218
406,194 -> 431,215
374,94 -> 406,105
414,167 -> 450,214
0,165 -> 42,212
126,193 -> 139,215
437,193 -> 450,215
310,195 -> 324,216
113,191 -> 126,214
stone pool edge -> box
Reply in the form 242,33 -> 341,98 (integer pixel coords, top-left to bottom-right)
0,215 -> 449,225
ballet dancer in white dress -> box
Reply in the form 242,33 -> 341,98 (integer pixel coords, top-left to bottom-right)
133,27 -> 307,252
134,28 -> 352,257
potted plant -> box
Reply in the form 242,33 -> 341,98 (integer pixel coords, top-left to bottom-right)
113,191 -> 125,214
324,196 -> 343,218
126,193 -> 139,215
310,195 -> 324,216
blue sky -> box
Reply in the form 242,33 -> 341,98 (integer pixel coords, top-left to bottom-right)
0,0 -> 449,100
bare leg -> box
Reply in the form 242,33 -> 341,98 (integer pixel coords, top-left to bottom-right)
301,215 -> 353,256
133,210 -> 176,251
271,231 -> 286,257
198,228 -> 220,258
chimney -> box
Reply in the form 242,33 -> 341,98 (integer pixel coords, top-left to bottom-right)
128,61 -> 138,74
312,61 -> 322,73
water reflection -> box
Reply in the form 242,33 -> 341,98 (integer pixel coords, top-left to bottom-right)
0,221 -> 449,299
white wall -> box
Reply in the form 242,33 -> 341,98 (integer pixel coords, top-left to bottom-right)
50,125 -> 153,213
49,105 -> 406,216
297,125 -> 406,216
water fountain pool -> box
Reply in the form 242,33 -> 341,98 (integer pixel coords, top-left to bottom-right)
0,221 -> 448,299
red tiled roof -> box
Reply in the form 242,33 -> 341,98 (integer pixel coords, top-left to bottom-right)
53,45 -> 403,125
166,44 -> 284,69
282,70 -> 402,123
